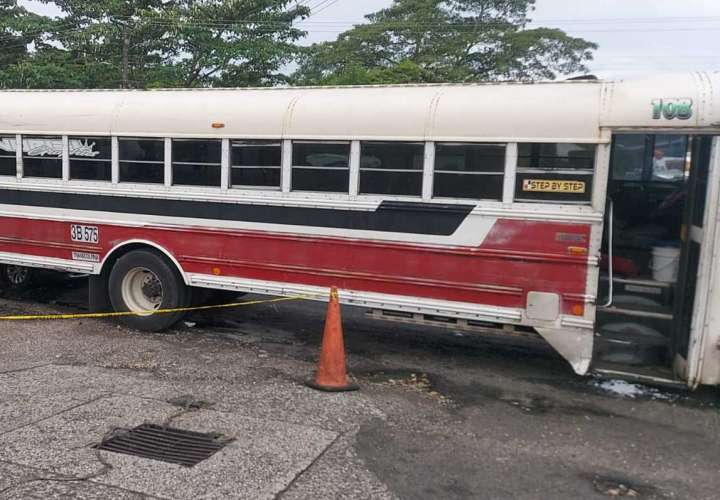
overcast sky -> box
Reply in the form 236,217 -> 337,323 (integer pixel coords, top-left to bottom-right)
19,0 -> 720,78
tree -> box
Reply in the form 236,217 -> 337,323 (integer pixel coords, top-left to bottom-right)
157,0 -> 309,87
0,0 -> 57,87
293,0 -> 597,85
19,0 -> 309,89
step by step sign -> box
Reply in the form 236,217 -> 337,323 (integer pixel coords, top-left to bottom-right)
522,179 -> 586,194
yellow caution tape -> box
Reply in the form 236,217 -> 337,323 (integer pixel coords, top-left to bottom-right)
0,295 -> 309,321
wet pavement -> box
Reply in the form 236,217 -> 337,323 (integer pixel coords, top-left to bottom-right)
0,275 -> 719,499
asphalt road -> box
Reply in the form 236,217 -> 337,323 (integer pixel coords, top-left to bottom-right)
0,275 -> 718,499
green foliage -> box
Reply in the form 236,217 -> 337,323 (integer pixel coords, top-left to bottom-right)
0,0 -> 51,68
1,0 -> 309,89
0,0 -> 597,89
293,0 -> 597,85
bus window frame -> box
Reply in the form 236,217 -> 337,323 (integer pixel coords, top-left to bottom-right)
513,142 -> 598,205
357,140 -> 426,198
430,142 -> 508,202
290,140 -> 352,194
19,134 -> 64,180
67,135 -> 113,183
116,136 -> 166,186
229,139 -> 283,191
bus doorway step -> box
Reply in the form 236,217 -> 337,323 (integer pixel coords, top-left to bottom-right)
595,322 -> 668,367
591,362 -> 684,389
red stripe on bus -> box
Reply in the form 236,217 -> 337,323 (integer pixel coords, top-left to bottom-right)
0,217 -> 590,314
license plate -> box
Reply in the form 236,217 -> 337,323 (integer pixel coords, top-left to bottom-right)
522,179 -> 586,193
70,224 -> 99,244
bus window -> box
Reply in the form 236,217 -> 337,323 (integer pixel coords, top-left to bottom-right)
231,140 -> 282,189
22,135 -> 63,179
433,143 -> 504,200
172,139 -> 222,187
0,136 -> 16,176
291,141 -> 350,193
69,136 -> 111,181
652,135 -> 688,183
359,142 -> 424,196
610,134 -> 645,181
515,143 -> 595,204
119,138 -> 165,184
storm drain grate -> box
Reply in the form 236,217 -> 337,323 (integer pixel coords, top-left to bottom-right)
95,424 -> 234,467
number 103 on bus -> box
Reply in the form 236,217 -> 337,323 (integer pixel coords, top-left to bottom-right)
70,224 -> 99,244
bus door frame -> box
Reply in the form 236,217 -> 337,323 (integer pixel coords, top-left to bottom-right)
596,131 -> 718,386
685,136 -> 720,387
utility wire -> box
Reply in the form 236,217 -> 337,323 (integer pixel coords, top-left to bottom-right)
4,14 -> 720,52
308,0 -> 342,17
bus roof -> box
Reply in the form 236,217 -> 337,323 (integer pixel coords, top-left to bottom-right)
1,71 -> 718,143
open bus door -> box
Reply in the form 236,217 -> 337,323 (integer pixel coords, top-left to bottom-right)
684,137 -> 720,387
596,134 -> 715,385
670,136 -> 714,382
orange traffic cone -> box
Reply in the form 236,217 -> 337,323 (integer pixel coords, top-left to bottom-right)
306,287 -> 359,392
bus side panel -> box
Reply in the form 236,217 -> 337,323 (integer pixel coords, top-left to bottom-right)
0,215 -> 591,318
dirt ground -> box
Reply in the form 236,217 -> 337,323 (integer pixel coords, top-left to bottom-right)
0,274 -> 718,499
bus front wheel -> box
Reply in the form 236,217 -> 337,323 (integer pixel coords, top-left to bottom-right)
108,249 -> 189,332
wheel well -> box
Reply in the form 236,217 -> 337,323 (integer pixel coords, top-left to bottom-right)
100,242 -> 187,285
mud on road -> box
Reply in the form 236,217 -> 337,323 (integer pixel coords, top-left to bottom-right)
0,275 -> 718,499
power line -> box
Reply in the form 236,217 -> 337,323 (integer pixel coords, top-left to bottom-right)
4,13 -> 720,52
5,15 -> 719,36
99,14 -> 720,26
309,0 -> 342,17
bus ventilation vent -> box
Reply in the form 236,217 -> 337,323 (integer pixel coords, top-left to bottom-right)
95,424 -> 234,467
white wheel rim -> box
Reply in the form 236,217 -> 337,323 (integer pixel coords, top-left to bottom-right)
121,267 -> 163,315
5,266 -> 29,285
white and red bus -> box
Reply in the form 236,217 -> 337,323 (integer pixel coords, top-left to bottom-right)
1,72 -> 719,387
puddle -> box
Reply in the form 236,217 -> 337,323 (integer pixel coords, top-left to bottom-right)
586,378 -> 720,410
590,379 -> 678,401
523,375 -> 720,411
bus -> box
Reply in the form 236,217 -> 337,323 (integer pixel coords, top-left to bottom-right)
0,72 -> 718,388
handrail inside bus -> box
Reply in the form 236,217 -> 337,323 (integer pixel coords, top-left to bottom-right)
600,200 -> 614,308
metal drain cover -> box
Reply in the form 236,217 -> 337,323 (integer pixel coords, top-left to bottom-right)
95,424 -> 234,467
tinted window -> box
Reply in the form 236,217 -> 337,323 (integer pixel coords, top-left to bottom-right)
359,142 -> 423,196
22,135 -> 62,178
515,143 -> 595,204
517,143 -> 595,170
0,135 -> 17,176
610,134 -> 688,185
653,135 -> 688,183
231,140 -> 281,188
172,139 -> 221,187
292,142 -> 350,192
610,134 -> 645,181
69,136 -> 111,181
433,143 -> 504,200
119,138 -> 165,184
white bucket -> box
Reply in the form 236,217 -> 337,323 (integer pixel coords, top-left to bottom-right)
651,246 -> 680,283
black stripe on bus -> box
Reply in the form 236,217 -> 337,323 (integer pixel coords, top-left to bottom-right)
0,188 -> 474,236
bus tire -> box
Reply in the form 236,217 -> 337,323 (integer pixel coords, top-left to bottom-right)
108,249 -> 189,332
0,264 -> 34,290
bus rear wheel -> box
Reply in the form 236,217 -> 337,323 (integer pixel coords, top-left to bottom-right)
108,249 -> 189,332
0,265 -> 34,290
